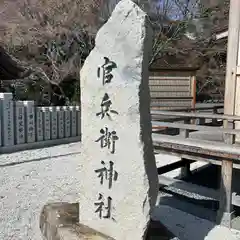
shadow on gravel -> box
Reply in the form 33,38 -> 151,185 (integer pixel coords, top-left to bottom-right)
182,164 -> 240,215
157,163 -> 240,239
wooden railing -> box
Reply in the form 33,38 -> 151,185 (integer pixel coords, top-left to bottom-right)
151,104 -> 224,112
152,109 -> 240,227
151,105 -> 224,129
152,109 -> 240,155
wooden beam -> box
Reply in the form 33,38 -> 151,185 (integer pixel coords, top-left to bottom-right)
154,148 -> 222,166
159,175 -> 219,199
151,121 -> 240,135
157,159 -> 194,175
216,30 -> 229,40
151,105 -> 223,111
224,0 -> 240,116
151,116 -> 186,122
149,76 -> 190,80
158,175 -> 240,207
152,134 -> 240,160
154,148 -> 240,169
150,96 -> 193,100
151,110 -> 240,121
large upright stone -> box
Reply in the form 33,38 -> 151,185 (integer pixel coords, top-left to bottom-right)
41,107 -> 51,140
76,106 -> 81,138
69,106 -> 77,137
0,93 -> 14,146
79,0 -> 158,239
49,107 -> 58,139
36,107 -> 44,142
15,101 -> 25,144
24,101 -> 35,143
62,106 -> 71,138
56,107 -> 64,139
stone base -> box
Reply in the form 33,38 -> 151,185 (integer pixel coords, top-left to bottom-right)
40,202 -> 178,240
216,210 -> 235,228
57,221 -> 179,240
58,224 -> 114,240
39,202 -> 79,240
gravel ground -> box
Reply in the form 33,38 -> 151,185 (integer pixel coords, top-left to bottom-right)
1,143 -> 240,240
155,153 -> 240,239
0,142 -> 82,240
153,205 -> 240,240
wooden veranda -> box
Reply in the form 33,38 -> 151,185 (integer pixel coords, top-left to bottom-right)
152,0 -> 240,228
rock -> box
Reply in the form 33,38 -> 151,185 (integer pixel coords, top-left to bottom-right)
39,202 -> 79,240
79,0 -> 158,239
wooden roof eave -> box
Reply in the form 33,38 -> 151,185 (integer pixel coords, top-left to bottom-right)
0,46 -> 26,80
216,30 -> 229,40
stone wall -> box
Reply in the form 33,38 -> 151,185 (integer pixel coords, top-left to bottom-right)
0,92 -> 81,153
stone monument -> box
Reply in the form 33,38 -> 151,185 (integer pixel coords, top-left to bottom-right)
0,93 -> 14,146
24,101 -> 35,143
79,0 -> 158,239
15,101 -> 25,144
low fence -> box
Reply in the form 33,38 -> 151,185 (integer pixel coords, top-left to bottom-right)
149,67 -> 197,110
0,92 -> 81,153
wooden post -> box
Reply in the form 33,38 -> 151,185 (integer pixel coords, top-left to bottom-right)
212,107 -> 218,125
190,75 -> 197,125
218,120 -> 235,227
233,0 -> 240,142
224,0 -> 240,118
198,118 -> 205,125
218,119 -> 235,227
180,159 -> 191,179
219,0 -> 240,227
179,118 -> 190,138
180,119 -> 191,178
217,160 -> 234,227
224,120 -> 235,145
191,75 -> 196,110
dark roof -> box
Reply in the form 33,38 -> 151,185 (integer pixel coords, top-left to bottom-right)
213,25 -> 228,35
210,0 -> 229,35
0,46 -> 25,80
150,37 -> 200,72
150,65 -> 200,71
